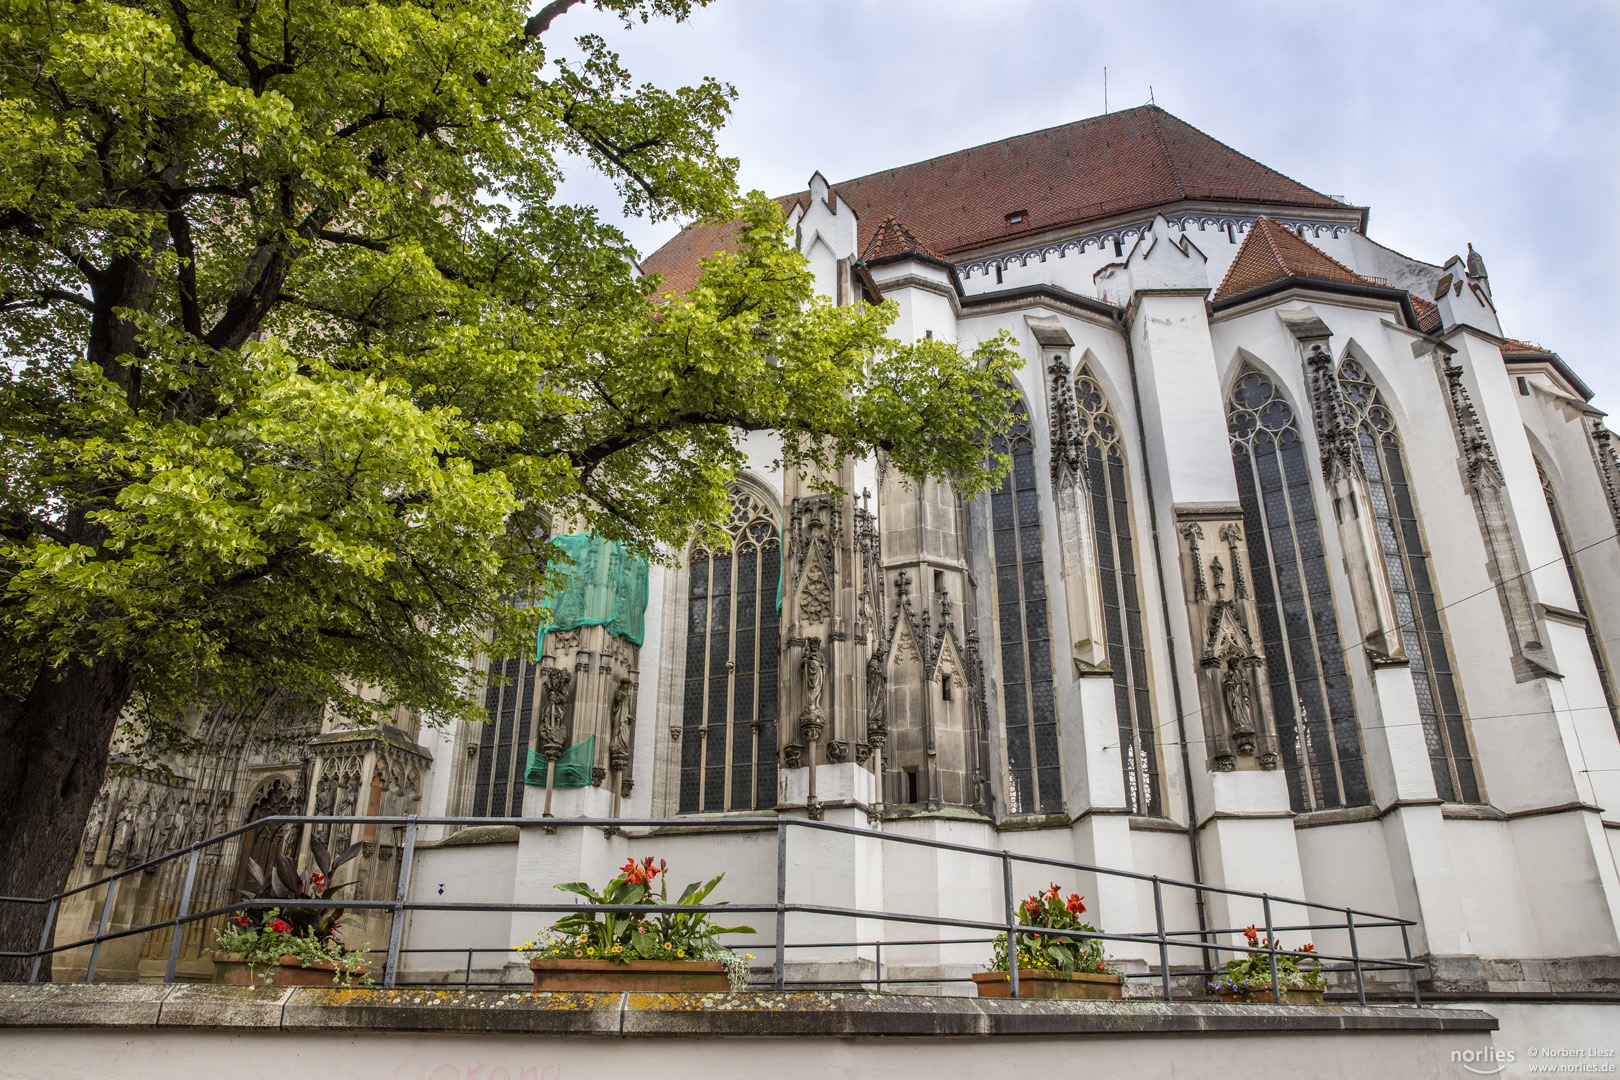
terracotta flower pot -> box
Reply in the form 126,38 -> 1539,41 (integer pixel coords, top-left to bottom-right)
972,969 -> 1123,1000
529,957 -> 730,994
1216,986 -> 1325,1005
211,952 -> 367,987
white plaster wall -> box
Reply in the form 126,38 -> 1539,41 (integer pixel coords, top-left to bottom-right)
404,841 -> 518,975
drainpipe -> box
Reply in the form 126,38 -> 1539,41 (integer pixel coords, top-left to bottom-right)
1120,305 -> 1212,973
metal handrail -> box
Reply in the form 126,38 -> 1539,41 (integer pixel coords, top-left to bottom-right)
0,813 -> 1424,1004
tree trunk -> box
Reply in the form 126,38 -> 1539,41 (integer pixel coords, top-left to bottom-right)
0,656 -> 136,981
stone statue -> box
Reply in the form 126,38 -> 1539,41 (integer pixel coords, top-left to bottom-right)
800,638 -> 826,741
1467,242 -> 1488,281
609,678 -> 634,772
865,646 -> 887,746
538,667 -> 571,761
81,793 -> 107,866
1222,663 -> 1255,738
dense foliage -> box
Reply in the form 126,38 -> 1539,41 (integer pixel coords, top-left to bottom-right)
0,0 -> 1019,940
1209,924 -> 1324,998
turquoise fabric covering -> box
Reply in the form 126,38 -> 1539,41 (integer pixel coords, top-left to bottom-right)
535,534 -> 649,658
524,736 -> 595,788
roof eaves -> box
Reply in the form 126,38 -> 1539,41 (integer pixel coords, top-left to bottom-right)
1209,275 -> 1420,331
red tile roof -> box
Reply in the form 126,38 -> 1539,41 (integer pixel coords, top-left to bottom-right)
1410,294 -> 1441,333
1499,337 -> 1551,354
643,106 -> 1348,294
862,216 -> 937,261
1212,217 -> 1375,301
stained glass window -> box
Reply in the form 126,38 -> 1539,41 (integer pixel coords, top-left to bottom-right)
1540,464 -> 1620,738
1228,366 -> 1369,810
471,654 -> 537,818
991,401 -> 1063,814
1339,359 -> 1480,802
1073,366 -> 1161,816
680,487 -> 781,813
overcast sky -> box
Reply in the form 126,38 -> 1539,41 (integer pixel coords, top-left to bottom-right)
552,0 -> 1620,410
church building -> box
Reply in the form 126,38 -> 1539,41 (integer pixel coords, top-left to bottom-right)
65,106 -> 1620,1010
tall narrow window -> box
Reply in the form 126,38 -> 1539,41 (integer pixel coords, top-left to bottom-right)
1339,359 -> 1480,802
1228,366 -> 1368,810
472,654 -> 537,817
680,487 -> 781,813
991,402 -> 1062,814
1540,464 -> 1620,737
1074,366 -> 1160,816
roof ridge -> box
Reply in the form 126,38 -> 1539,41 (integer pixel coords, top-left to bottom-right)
1146,107 -> 1188,201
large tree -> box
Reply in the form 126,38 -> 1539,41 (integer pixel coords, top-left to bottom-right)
0,0 -> 1016,972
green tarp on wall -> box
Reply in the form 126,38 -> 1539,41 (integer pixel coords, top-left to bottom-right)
524,736 -> 595,788
535,534 -> 649,657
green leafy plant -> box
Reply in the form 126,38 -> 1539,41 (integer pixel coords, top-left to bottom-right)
521,857 -> 755,993
1209,924 -> 1324,998
213,837 -> 370,985
988,884 -> 1117,977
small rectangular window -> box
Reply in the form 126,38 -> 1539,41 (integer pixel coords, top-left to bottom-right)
904,769 -> 919,804
924,329 -> 933,340
1517,376 -> 1530,396
941,679 -> 953,702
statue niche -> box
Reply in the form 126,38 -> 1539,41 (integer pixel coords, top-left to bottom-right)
1180,519 -> 1279,772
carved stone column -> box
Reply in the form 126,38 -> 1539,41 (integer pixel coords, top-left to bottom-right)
1286,311 -> 1405,662
1177,514 -> 1279,772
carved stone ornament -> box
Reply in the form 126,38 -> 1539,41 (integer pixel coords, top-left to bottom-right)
783,743 -> 805,769
855,743 -> 874,765
608,678 -> 634,772
1179,516 -> 1280,773
826,740 -> 850,764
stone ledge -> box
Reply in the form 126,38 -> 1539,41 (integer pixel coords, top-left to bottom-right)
0,984 -> 1497,1038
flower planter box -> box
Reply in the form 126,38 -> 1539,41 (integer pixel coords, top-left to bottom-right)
1216,986 -> 1325,1005
972,970 -> 1123,1000
211,952 -> 367,987
529,957 -> 730,994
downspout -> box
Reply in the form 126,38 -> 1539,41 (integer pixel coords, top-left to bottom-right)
1120,305 -> 1212,973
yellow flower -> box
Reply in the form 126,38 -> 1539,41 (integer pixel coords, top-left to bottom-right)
676,950 -> 685,958
587,948 -> 595,956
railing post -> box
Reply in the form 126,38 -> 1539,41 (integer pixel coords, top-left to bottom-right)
383,815 -> 417,989
1346,907 -> 1365,1006
84,875 -> 119,985
1153,876 -> 1171,1002
28,897 -> 60,985
1400,922 -> 1422,1006
1002,851 -> 1019,1000
875,940 -> 882,995
164,848 -> 202,984
465,949 -> 474,989
1262,894 -> 1279,1003
773,818 -> 787,991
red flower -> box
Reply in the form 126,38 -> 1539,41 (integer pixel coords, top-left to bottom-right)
1066,894 -> 1086,915
232,915 -> 252,927
268,919 -> 292,934
1047,883 -> 1062,898
1300,943 -> 1316,953
1242,924 -> 1259,946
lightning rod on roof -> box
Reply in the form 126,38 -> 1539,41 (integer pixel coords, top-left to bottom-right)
1104,67 -> 1108,114
1149,85 -> 1155,106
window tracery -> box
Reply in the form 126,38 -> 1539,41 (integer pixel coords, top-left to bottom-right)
990,402 -> 1062,814
1227,366 -> 1368,810
1073,366 -> 1161,816
1338,359 -> 1480,802
681,485 -> 782,813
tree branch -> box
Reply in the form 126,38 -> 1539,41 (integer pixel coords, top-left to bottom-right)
523,0 -> 584,40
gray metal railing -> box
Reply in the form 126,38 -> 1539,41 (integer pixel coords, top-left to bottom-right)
0,814 -> 1424,1003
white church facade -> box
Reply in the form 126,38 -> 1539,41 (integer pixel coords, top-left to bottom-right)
66,106 -> 1620,1009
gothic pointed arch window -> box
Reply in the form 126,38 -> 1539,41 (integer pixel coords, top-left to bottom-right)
1227,366 -> 1369,810
1338,359 -> 1481,802
1539,462 -> 1619,736
681,485 -> 782,813
990,399 -> 1062,814
1073,366 -> 1161,815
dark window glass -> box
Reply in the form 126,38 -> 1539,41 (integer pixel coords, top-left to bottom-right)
1340,360 -> 1480,802
1075,366 -> 1161,815
1228,366 -> 1368,810
990,401 -> 1062,814
473,655 -> 539,818
681,487 -> 782,813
